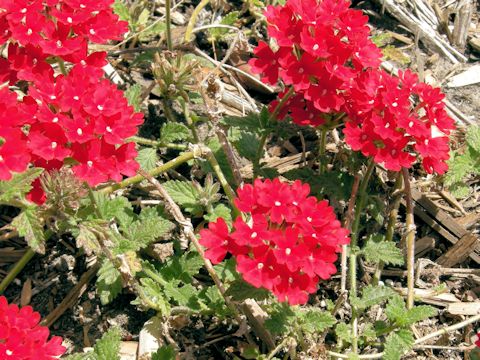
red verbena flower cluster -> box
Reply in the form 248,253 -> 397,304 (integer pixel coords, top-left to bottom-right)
0,296 -> 65,359
249,0 -> 381,127
199,179 -> 349,305
0,0 -> 143,203
249,0 -> 455,175
343,69 -> 454,174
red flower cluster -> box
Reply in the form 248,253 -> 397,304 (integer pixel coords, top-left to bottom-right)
199,179 -> 349,305
249,0 -> 455,175
0,0 -> 143,202
249,0 -> 381,126
473,331 -> 480,348
0,296 -> 65,359
343,69 -> 454,174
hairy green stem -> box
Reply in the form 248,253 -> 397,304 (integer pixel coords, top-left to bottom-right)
99,151 -> 196,194
203,148 -> 240,218
402,167 -> 415,309
184,0 -> 210,42
0,248 -> 35,294
372,173 -> 403,285
165,0 -> 173,51
318,127 -> 328,174
349,158 -> 375,354
129,136 -> 188,150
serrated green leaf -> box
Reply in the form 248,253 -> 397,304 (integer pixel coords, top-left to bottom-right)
124,211 -> 174,250
234,131 -> 260,161
222,107 -> 273,135
265,304 -> 295,335
137,8 -> 150,26
136,277 -> 170,315
12,207 -> 46,254
204,204 -> 232,224
445,150 -> 475,186
362,237 -> 404,266
152,345 -> 176,360
124,84 -> 142,111
449,182 -> 470,198
466,126 -> 480,153
297,308 -> 336,334
386,295 -> 437,327
93,327 -> 121,360
160,122 -> 191,143
159,250 -> 204,283
163,282 -> 201,310
0,168 -> 44,203
225,279 -> 270,301
76,223 -> 102,255
335,323 -> 352,344
208,11 -> 239,39
163,180 -> 202,215
213,258 -> 239,283
91,193 -> 134,226
361,323 -> 377,343
96,260 -> 123,305
136,147 -> 159,171
384,329 -> 414,360
351,285 -> 396,311
113,1 -> 130,22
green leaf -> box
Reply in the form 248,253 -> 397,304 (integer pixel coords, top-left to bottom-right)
208,11 -> 239,39
160,122 -> 191,143
75,222 -> 102,255
204,204 -> 232,224
137,8 -> 150,26
12,207 -> 46,254
449,182 -> 470,198
124,84 -> 142,111
283,168 -> 353,201
93,327 -> 122,360
222,107 -> 273,136
0,168 -> 44,203
135,277 -> 170,315
152,345 -> 176,360
361,323 -> 377,343
466,125 -> 480,153
335,323 -> 352,345
234,131 -> 260,161
163,180 -> 202,215
384,329 -> 414,360
159,250 -> 204,283
362,236 -> 404,266
136,147 -> 159,171
265,304 -> 295,335
64,327 -> 123,360
163,282 -> 202,310
213,258 -> 239,283
112,1 -> 130,22
92,193 -> 134,226
225,279 -> 270,301
124,210 -> 174,250
96,260 -> 123,305
351,285 -> 396,311
297,308 -> 336,334
386,295 -> 437,327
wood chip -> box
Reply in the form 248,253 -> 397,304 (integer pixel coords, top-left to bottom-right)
447,302 -> 480,315
437,233 -> 479,267
120,341 -> 139,360
20,278 -> 32,307
138,316 -> 164,358
446,65 -> 480,87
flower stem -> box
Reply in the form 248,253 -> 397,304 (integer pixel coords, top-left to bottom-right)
402,167 -> 415,309
57,58 -> 67,75
128,136 -> 188,150
185,0 -> 210,42
318,127 -> 328,174
165,0 -> 173,51
99,151 -> 196,194
349,158 -> 375,354
0,248 -> 35,294
372,173 -> 403,285
253,87 -> 295,178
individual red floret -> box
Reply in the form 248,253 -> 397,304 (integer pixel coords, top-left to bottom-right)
0,128 -> 30,181
27,123 -> 71,162
0,296 -> 66,360
75,10 -> 128,44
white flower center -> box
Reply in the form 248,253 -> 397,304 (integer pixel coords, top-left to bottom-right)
274,201 -> 281,206
313,44 -> 319,51
89,29 -> 96,35
251,232 -> 257,239
77,128 -> 83,135
67,17 -> 73,23
307,216 -> 312,222
52,117 -> 59,123
87,160 -> 93,167
73,96 -> 79,101
106,126 -> 112,133
97,105 -> 104,111
285,248 -> 291,255
56,40 -> 62,48
257,262 -> 264,269
51,141 -> 57,149
6,349 -> 13,356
